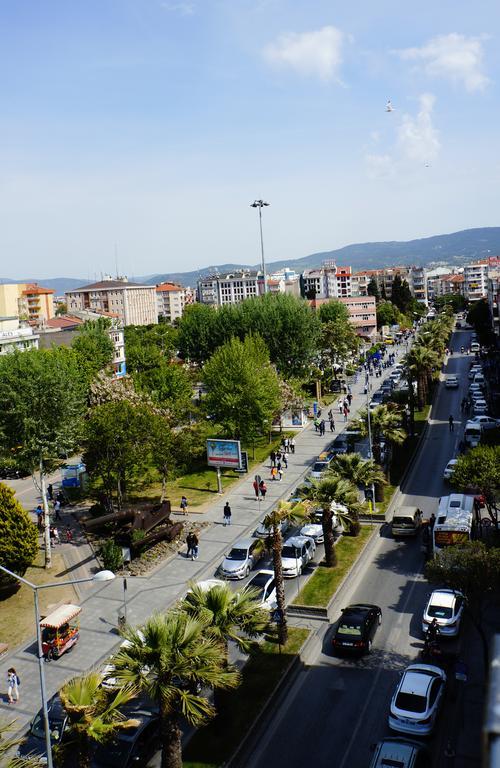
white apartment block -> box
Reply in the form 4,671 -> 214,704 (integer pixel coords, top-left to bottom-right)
0,316 -> 39,354
66,277 -> 157,327
156,282 -> 189,322
197,271 -> 263,306
268,268 -> 301,297
302,263 -> 353,300
463,261 -> 488,301
487,268 -> 500,339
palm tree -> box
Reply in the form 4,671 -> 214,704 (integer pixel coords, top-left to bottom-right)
405,345 -> 439,407
351,404 -> 405,467
58,671 -> 139,768
1,718 -> 46,768
261,500 -> 310,645
329,452 -> 386,490
111,610 -> 239,768
306,476 -> 362,564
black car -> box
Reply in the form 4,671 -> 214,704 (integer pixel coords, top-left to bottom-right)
91,706 -> 160,767
332,603 -> 382,654
330,435 -> 349,455
17,693 -> 70,761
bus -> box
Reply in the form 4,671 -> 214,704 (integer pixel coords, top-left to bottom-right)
433,494 -> 475,555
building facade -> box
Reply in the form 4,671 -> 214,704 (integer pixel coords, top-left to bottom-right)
0,282 -> 54,327
0,316 -> 39,354
156,282 -> 189,322
66,277 -> 157,326
463,261 -> 489,301
302,263 -> 353,300
487,268 -> 500,339
310,296 -> 377,340
197,270 -> 264,306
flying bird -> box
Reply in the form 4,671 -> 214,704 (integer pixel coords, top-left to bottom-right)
386,99 -> 394,112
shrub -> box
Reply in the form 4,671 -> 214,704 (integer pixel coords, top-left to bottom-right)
0,482 -> 38,594
131,529 -> 146,545
99,539 -> 123,572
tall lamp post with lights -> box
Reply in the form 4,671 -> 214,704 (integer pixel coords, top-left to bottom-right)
0,565 -> 115,768
250,199 -> 270,294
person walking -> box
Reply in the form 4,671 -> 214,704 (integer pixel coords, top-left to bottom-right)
259,480 -> 267,498
47,484 -> 53,501
65,527 -> 73,543
314,418 -> 320,432
343,406 -> 349,422
278,467 -> 283,481
290,437 -> 296,454
347,393 -> 352,406
277,460 -> 282,475
223,502 -> 232,526
52,526 -> 60,545
320,420 -> 326,436
53,499 -> 62,521
448,415 -> 454,432
282,453 -> 288,469
270,450 -> 276,467
7,668 -> 19,704
191,531 -> 199,560
35,505 -> 43,531
186,531 -> 196,559
329,417 -> 335,432
180,495 -> 188,515
252,479 -> 260,499
271,466 -> 278,481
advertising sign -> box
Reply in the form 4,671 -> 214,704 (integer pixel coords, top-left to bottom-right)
206,439 -> 242,469
434,530 -> 469,547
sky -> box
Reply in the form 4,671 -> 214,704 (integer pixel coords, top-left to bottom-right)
1,0 -> 500,280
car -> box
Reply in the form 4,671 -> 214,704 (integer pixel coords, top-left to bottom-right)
391,507 -> 423,537
389,664 -> 446,736
332,603 -> 382,655
469,382 -> 483,394
473,399 -> 488,415
468,366 -> 482,380
254,517 -> 290,539
370,391 -> 385,405
102,631 -> 147,690
473,372 -> 485,385
309,459 -> 331,479
469,388 -> 484,401
443,459 -> 458,481
469,415 -> 500,430
422,588 -> 465,637
246,569 -> 277,610
369,738 -> 431,768
445,375 -> 459,388
185,578 -> 226,597
281,535 -> 316,577
300,507 -> 343,544
330,434 -> 349,455
91,704 -> 160,767
17,693 -> 70,762
220,538 -> 263,579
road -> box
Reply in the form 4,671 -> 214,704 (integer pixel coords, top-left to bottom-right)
245,329 -> 484,768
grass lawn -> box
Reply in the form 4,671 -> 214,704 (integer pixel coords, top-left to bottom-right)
183,627 -> 310,768
292,526 -> 373,607
0,551 -> 78,650
136,432 -> 297,510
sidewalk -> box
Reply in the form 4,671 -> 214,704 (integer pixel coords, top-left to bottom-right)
0,347 -> 407,730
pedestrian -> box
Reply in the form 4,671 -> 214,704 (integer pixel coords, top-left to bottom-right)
282,454 -> 288,469
448,415 -> 454,432
259,480 -> 267,498
271,466 -> 278,481
35,505 -> 43,531
314,418 -> 320,432
53,526 -> 60,545
290,437 -> 296,454
276,450 -> 282,464
284,437 -> 289,453
7,668 -> 19,704
47,484 -> 53,501
65,527 -> 73,543
277,461 -> 282,474
223,501 -> 232,526
278,467 -> 283,481
190,531 -> 199,560
347,384 -> 352,395
328,409 -> 333,420
429,512 -> 436,529
253,479 -> 260,499
347,393 -> 352,406
49,526 -> 55,546
338,401 -> 343,415
330,418 -> 335,432
281,437 -> 286,452
270,450 -> 276,467
180,495 -> 188,515
320,420 -> 325,436
53,499 -> 62,521
186,531 -> 196,559
343,406 -> 349,422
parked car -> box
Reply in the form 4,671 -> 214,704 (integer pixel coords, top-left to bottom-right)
369,738 -> 431,768
443,459 -> 458,481
254,517 -> 290,539
300,508 -> 342,543
91,704 -> 160,767
330,434 -> 349,455
473,372 -> 485,385
388,664 -> 446,736
281,535 -> 316,577
473,399 -> 488,415
391,507 -> 423,537
246,569 -> 277,611
332,603 -> 382,655
309,459 -> 331,479
220,538 -> 263,580
17,694 -> 70,762
422,588 -> 465,637
445,375 -> 459,389
469,415 -> 500,430
468,366 -> 482,380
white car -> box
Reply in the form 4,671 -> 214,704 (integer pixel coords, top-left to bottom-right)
185,579 -> 225,597
468,366 -> 482,380
445,376 -> 459,389
473,399 -> 488,415
422,589 -> 465,637
300,508 -> 342,544
102,630 -> 146,690
389,664 -> 446,736
281,535 -> 316,578
470,415 -> 500,430
443,459 -> 458,481
473,373 -> 485,385
220,538 -> 263,580
246,570 -> 277,611
254,518 -> 290,539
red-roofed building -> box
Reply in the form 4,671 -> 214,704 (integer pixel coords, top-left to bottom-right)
156,282 -> 193,322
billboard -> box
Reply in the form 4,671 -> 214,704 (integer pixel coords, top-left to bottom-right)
207,439 -> 242,469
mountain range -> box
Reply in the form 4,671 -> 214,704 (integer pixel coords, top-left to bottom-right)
2,226 -> 500,294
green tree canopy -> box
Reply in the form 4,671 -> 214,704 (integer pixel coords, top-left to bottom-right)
467,299 -> 494,346
202,335 -> 281,441
134,360 -> 192,419
367,277 -> 380,299
72,318 -> 114,380
125,323 -> 178,373
376,300 -> 403,329
451,445 -> 500,502
391,275 -> 413,314
0,483 -> 38,590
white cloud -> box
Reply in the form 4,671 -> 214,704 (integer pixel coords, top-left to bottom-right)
397,33 -> 490,92
397,93 -> 440,163
160,1 -> 195,16
263,26 -> 344,82
365,153 -> 395,180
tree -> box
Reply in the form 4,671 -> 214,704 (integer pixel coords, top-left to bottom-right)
202,335 -> 281,443
405,345 -> 439,408
83,401 -> 157,509
367,277 -> 380,300
112,611 -> 240,768
125,324 -> 178,372
391,275 -> 413,314
134,361 -> 192,419
467,299 -> 494,346
452,446 -> 500,508
261,501 -> 309,644
0,349 -> 86,567
55,302 -> 68,316
318,301 -> 360,378
376,300 -> 401,329
351,404 -> 405,466
425,542 -> 500,670
72,318 -> 114,380
433,294 -> 466,313
0,718 -> 45,768
177,304 -> 220,364
329,453 -> 386,493
0,483 -> 38,593
58,672 -> 139,768
305,475 -> 362,563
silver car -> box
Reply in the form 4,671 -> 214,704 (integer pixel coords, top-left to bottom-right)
389,664 -> 446,736
422,589 -> 465,637
281,535 -> 316,578
220,538 -> 262,580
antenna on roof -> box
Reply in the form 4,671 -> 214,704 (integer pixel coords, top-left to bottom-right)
114,243 -> 119,279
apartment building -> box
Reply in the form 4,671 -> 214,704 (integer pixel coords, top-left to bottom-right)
463,260 -> 489,301
310,296 -> 377,340
197,270 -> 264,305
268,268 -> 301,297
66,277 -> 157,326
487,268 -> 500,340
408,266 -> 427,304
156,282 -> 189,323
0,316 -> 39,354
301,263 -> 353,300
0,282 -> 55,327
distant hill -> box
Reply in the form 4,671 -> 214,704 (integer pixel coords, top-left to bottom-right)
0,277 -> 85,294
139,227 -> 500,286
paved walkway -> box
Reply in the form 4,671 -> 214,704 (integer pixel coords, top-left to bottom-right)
0,346 -> 408,729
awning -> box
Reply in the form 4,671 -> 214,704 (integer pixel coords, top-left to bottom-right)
40,604 -> 81,628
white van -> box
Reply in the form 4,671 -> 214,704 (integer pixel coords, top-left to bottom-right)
391,507 -> 423,537
464,421 -> 482,448
471,342 -> 480,353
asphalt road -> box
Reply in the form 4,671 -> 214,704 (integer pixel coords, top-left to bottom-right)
245,329 -> 484,768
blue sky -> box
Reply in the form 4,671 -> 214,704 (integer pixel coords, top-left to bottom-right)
1,0 -> 499,279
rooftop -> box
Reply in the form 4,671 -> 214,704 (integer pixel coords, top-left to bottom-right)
69,279 -> 150,292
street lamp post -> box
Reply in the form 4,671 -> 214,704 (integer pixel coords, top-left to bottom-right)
0,565 -> 115,768
250,199 -> 270,294
365,383 -> 377,516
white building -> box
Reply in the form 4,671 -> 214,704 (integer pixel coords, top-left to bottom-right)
463,261 -> 488,301
0,317 -> 39,354
302,263 -> 353,300
156,282 -> 189,322
66,277 -> 157,327
197,270 -> 263,305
